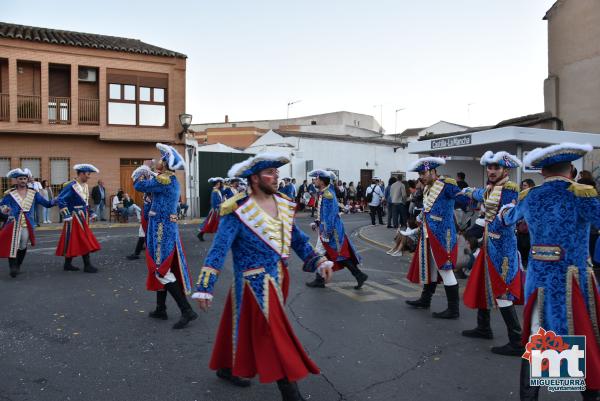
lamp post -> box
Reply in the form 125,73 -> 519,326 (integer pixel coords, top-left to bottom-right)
287,100 -> 301,119
394,107 -> 405,136
178,113 -> 192,139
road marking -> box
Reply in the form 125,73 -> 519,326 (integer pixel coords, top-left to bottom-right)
367,280 -> 422,298
327,281 -> 396,302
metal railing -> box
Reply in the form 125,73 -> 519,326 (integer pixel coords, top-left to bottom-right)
0,93 -> 8,121
17,94 -> 41,122
48,96 -> 71,124
79,98 -> 99,125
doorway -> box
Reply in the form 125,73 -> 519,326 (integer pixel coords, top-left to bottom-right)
120,159 -> 147,207
360,169 -> 373,188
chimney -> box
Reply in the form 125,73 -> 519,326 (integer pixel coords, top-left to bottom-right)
225,115 -> 229,123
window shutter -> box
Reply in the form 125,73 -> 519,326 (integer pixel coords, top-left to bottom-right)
21,159 -> 40,179
50,159 -> 69,185
0,158 -> 10,176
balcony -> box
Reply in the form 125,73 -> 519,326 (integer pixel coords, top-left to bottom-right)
17,94 -> 41,122
48,96 -> 71,124
79,98 -> 99,125
0,93 -> 8,121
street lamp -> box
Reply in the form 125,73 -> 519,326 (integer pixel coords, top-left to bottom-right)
394,107 -> 405,136
179,113 -> 192,139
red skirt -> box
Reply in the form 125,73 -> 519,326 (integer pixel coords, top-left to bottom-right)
55,212 -> 101,257
322,236 -> 359,271
521,274 -> 600,390
463,249 -> 523,309
0,219 -> 35,258
200,209 -> 220,234
209,277 -> 320,383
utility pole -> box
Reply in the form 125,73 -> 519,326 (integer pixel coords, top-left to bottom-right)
287,100 -> 302,119
394,107 -> 405,136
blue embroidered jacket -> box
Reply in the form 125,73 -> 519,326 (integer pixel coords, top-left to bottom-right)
134,172 -> 192,293
282,183 -> 296,199
222,187 -> 235,200
465,181 -> 520,297
502,176 -> 600,335
210,189 -> 223,211
420,177 -> 461,269
316,185 -> 361,262
195,193 -> 326,298
57,180 -> 95,219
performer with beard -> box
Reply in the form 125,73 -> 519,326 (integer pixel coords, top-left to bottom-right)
405,157 -> 462,319
305,169 -> 368,289
0,168 -> 55,277
194,152 -> 334,401
55,164 -> 101,273
461,151 -> 525,356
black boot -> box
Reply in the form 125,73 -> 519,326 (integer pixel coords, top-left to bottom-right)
82,254 -> 98,273
63,257 -> 80,271
346,262 -> 368,289
406,283 -> 437,309
164,282 -> 198,329
519,358 -> 540,401
216,368 -> 251,387
491,305 -> 525,356
197,232 -> 205,242
127,237 -> 145,260
16,248 -> 27,268
8,258 -> 18,278
149,290 -> 168,320
432,284 -> 460,319
276,378 -> 307,401
305,273 -> 325,288
462,309 -> 493,339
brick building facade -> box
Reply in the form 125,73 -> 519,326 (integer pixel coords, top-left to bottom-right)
0,22 -> 187,219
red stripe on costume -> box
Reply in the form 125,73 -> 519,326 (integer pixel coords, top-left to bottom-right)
521,289 -> 538,346
25,219 -> 35,247
406,236 -> 424,284
572,278 -> 600,390
322,237 -> 359,271
141,214 -> 148,234
200,210 -> 220,234
426,223 -> 457,270
54,214 -> 100,257
0,220 -> 15,257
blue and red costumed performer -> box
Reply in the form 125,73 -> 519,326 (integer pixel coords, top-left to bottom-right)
500,143 -> 600,399
197,177 -> 224,242
193,152 -> 334,400
0,168 -> 55,277
305,169 -> 368,290
405,157 -> 462,319
132,143 -> 197,330
461,151 -> 525,356
55,164 -> 101,273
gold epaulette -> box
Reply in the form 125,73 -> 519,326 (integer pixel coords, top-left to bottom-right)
568,182 -> 598,197
442,177 -> 458,186
220,192 -> 246,216
3,188 -> 12,195
518,187 -> 533,201
277,192 -> 292,201
156,173 -> 171,185
63,180 -> 74,188
323,190 -> 334,200
503,181 -> 520,192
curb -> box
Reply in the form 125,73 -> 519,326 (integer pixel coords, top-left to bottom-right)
357,226 -> 393,250
35,218 -> 203,232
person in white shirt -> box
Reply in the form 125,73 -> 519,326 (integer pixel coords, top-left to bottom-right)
365,177 -> 384,225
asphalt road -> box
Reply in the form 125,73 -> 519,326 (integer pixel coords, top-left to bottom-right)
0,213 -> 575,401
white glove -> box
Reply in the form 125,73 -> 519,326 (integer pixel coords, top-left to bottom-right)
317,260 -> 334,278
63,216 -> 73,222
310,222 -> 317,231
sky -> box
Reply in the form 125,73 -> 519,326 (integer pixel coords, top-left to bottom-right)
3,0 -> 557,134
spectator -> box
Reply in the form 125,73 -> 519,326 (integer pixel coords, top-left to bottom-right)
336,180 -> 346,203
122,193 -> 141,222
517,179 -> 536,269
385,177 -> 397,228
29,177 -> 43,227
409,178 -> 424,217
365,178 -> 384,225
577,170 -> 597,188
356,182 -> 364,206
456,172 -> 469,189
342,182 -> 349,204
178,196 -> 189,218
390,178 -> 408,228
308,178 -> 317,217
347,182 -> 357,202
39,179 -> 54,224
91,179 -> 107,221
386,216 -> 419,256
112,190 -> 125,220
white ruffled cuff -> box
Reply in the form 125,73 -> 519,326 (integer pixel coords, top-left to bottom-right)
192,292 -> 214,300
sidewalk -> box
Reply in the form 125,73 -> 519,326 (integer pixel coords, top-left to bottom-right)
357,224 -> 396,250
35,218 -> 202,231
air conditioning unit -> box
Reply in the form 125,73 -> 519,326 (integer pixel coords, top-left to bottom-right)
78,68 -> 97,83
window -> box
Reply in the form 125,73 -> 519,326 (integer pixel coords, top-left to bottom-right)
108,83 -> 167,127
50,158 -> 70,196
0,158 -> 10,193
139,87 -> 166,127
20,158 -> 41,179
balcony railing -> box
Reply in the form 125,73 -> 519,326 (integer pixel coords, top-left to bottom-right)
48,96 -> 71,124
0,93 -> 8,121
79,98 -> 99,125
17,94 -> 41,122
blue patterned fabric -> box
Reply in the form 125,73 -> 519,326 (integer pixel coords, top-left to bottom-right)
468,183 -> 520,298
57,181 -> 95,219
222,187 -> 235,199
134,173 -> 191,291
282,183 -> 296,199
0,190 -> 53,225
595,236 -> 600,264
317,185 -> 361,262
502,177 -> 600,335
422,178 -> 461,269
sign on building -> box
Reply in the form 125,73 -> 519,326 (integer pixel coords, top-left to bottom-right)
431,134 -> 472,150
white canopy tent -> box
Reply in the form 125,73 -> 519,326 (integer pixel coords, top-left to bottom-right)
407,126 -> 600,185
